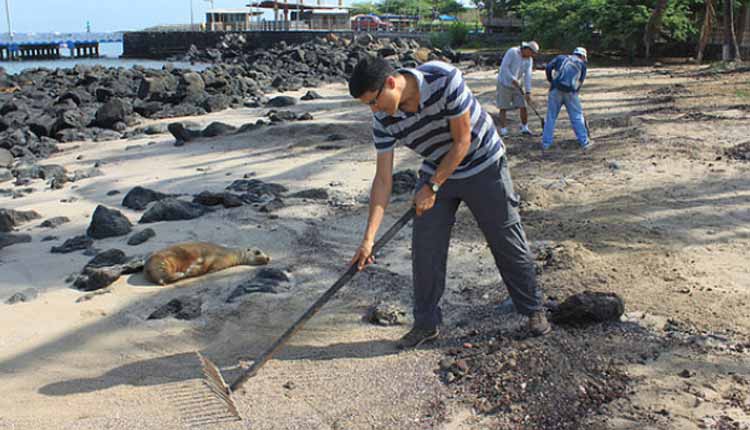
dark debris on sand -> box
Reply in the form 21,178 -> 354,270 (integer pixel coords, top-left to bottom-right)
436,308 -> 669,430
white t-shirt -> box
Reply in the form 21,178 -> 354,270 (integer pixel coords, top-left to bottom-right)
497,47 -> 533,93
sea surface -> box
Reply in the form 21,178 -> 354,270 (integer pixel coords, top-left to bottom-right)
0,43 -> 208,74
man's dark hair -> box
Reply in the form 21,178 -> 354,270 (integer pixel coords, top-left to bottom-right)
348,56 -> 396,98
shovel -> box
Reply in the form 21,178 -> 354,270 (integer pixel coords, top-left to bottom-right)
519,87 -> 545,130
197,207 -> 417,421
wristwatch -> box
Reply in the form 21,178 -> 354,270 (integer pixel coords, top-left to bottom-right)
429,180 -> 440,193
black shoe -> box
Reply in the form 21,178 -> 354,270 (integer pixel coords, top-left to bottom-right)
396,327 -> 439,350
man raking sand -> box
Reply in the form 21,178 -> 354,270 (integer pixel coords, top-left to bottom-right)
348,56 -> 551,349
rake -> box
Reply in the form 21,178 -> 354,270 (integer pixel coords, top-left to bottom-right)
196,207 -> 417,421
519,87 -> 545,130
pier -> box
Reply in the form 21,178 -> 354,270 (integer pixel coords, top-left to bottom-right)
0,32 -> 122,61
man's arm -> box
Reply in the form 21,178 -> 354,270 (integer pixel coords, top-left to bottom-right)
545,56 -> 559,83
432,111 -> 472,186
351,150 -> 394,270
364,151 -> 394,243
579,62 -> 588,88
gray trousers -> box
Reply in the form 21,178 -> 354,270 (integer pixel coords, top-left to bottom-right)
412,156 -> 543,329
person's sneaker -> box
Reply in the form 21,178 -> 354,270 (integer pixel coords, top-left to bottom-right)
541,144 -> 553,159
528,311 -> 551,336
396,326 -> 439,350
520,125 -> 533,136
581,140 -> 597,152
499,127 -> 509,137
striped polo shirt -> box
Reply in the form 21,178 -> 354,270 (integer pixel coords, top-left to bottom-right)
372,61 -> 505,179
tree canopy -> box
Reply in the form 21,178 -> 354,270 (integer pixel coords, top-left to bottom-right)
518,0 -> 705,54
350,0 -> 465,18
350,0 -> 743,59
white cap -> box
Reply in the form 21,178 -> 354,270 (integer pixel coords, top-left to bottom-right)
573,47 -> 588,59
521,41 -> 540,53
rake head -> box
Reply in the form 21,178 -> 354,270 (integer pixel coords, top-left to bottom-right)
196,352 -> 242,421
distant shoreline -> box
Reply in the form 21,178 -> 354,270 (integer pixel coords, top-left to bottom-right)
0,42 -> 207,74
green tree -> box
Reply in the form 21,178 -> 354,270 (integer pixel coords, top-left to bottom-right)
518,0 -> 702,57
350,2 -> 381,15
593,0 -> 651,56
519,0 -> 601,49
482,0 -> 523,17
437,0 -> 466,15
379,0 -> 432,15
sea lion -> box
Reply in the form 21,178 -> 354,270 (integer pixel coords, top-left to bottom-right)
144,242 -> 270,285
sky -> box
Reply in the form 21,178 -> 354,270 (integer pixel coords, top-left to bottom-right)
3,0 -> 476,35
1,0 -> 322,34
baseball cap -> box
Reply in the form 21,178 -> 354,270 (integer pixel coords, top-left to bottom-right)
573,47 -> 588,58
521,41 -> 540,53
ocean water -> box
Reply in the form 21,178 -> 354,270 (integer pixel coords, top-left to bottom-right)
0,42 -> 208,74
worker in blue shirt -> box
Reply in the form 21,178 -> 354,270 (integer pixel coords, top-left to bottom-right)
541,47 -> 593,154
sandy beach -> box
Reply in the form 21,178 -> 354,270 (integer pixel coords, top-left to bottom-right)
2,64 -> 750,429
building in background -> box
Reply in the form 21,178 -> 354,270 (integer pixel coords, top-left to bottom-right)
206,9 -> 263,31
246,1 -> 349,31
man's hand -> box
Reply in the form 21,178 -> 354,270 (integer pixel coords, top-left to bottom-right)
350,239 -> 375,271
414,184 -> 437,216
524,93 -> 533,106
511,79 -> 521,88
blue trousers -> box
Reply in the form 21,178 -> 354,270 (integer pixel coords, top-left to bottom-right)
412,157 -> 544,329
542,88 -> 589,149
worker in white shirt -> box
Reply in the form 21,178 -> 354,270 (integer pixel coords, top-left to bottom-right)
496,41 -> 539,136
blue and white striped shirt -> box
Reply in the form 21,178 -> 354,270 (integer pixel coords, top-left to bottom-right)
372,61 -> 505,179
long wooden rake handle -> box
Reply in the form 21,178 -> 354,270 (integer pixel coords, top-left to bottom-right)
519,87 -> 545,129
228,207 -> 416,392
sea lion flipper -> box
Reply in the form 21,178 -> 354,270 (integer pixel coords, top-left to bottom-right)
184,260 -> 205,276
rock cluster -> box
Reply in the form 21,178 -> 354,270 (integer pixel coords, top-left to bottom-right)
183,33 -> 464,94
0,34 -> 465,179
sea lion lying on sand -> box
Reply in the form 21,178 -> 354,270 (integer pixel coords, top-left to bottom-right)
144,242 -> 270,285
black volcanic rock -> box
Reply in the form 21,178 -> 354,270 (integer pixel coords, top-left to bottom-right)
0,208 -> 42,232
86,205 -> 133,239
122,186 -> 173,211
138,198 -> 211,223
148,296 -> 203,320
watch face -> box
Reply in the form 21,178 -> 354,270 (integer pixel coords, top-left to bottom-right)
431,183 -> 439,192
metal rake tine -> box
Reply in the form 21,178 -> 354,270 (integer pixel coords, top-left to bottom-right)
184,410 -> 239,421
184,416 -> 242,428
199,377 -> 234,405
202,381 -> 235,406
198,354 -> 231,391
200,374 -> 232,399
185,417 -> 242,428
196,352 -> 242,420
198,391 -> 240,420
199,353 -> 230,385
